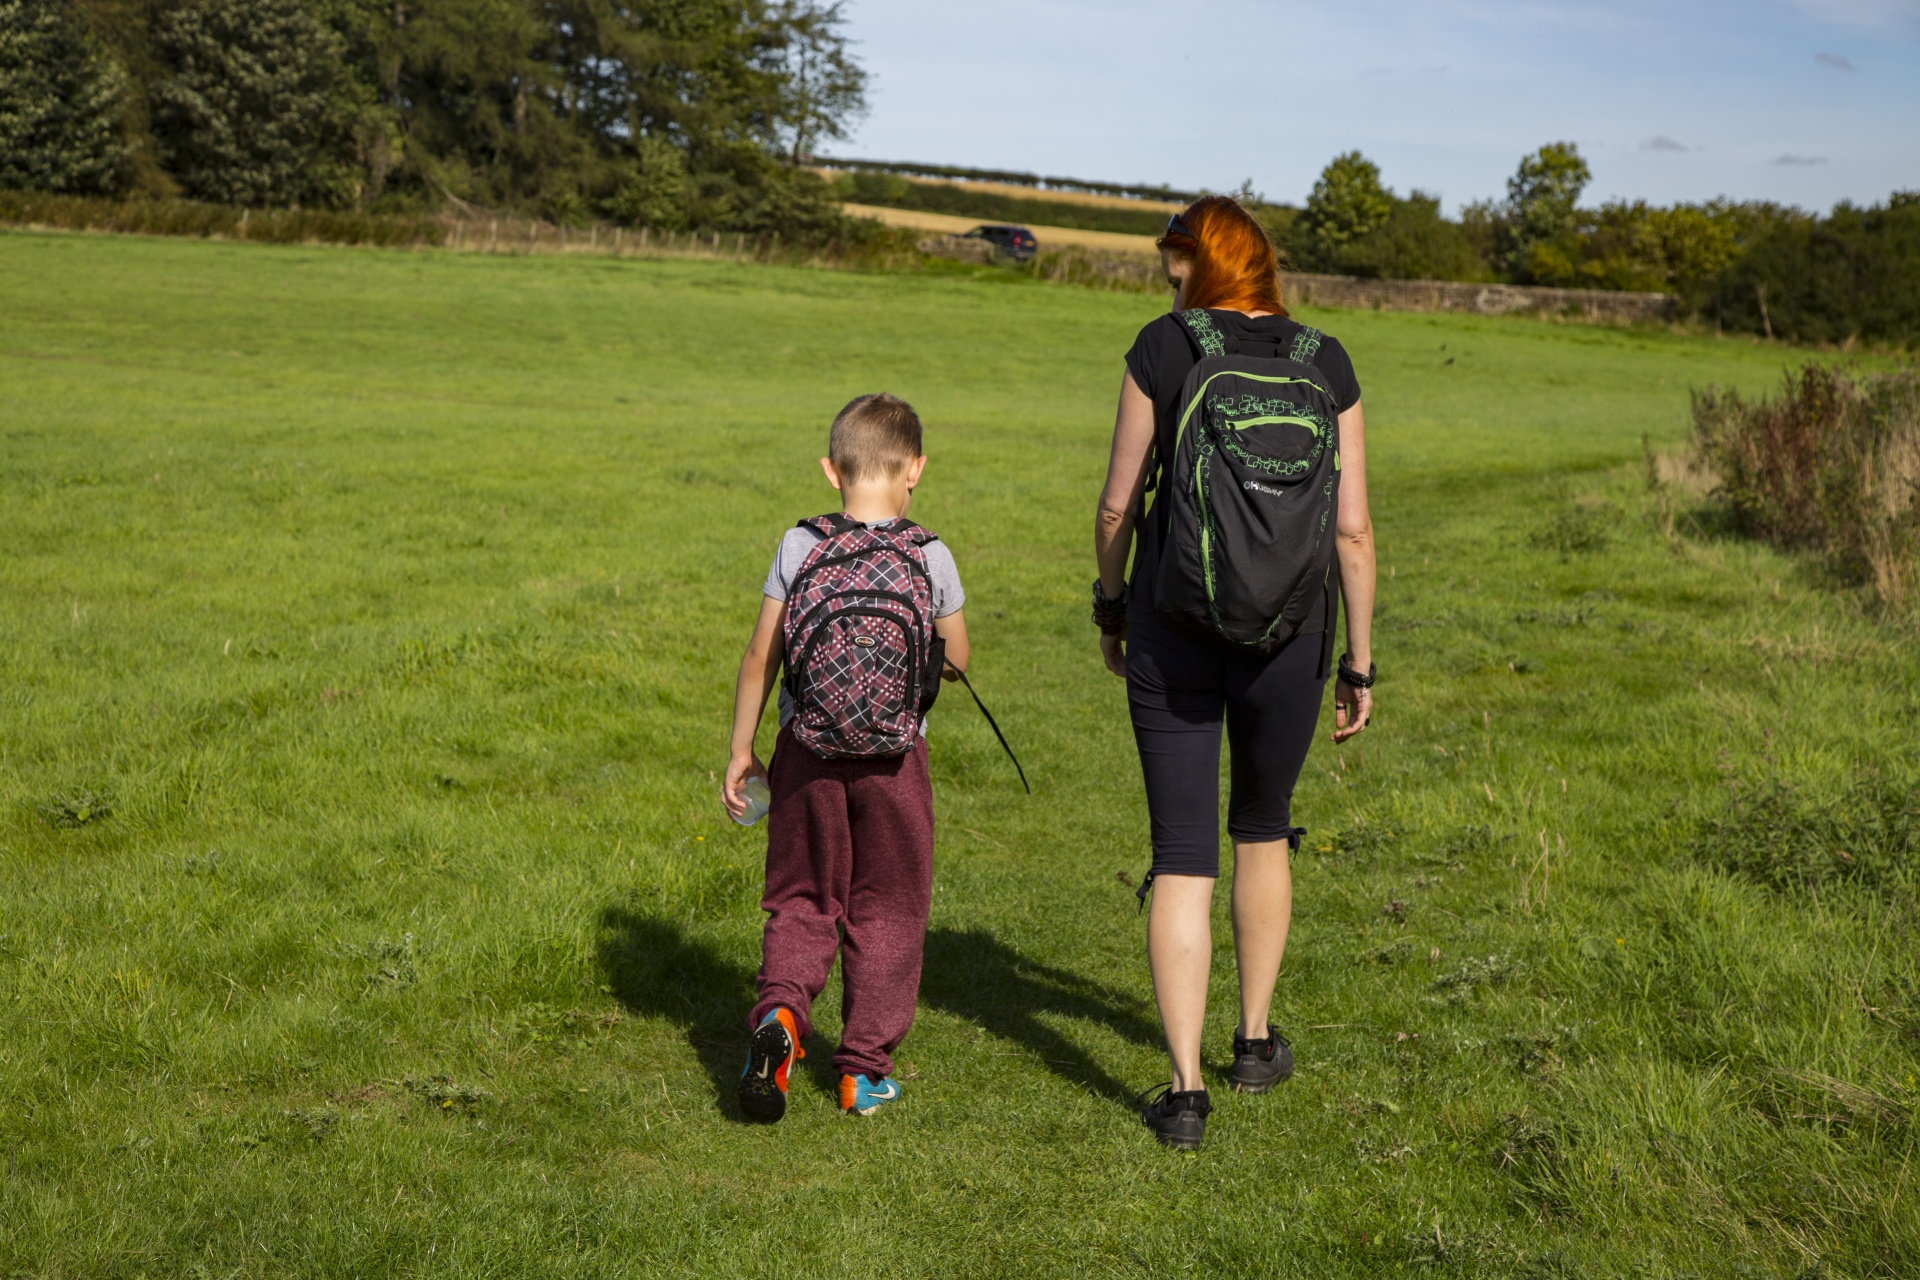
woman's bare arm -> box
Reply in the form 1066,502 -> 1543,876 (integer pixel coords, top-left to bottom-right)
1331,398 -> 1375,742
1094,370 -> 1157,677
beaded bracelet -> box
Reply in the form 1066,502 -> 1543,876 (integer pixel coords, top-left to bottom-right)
1337,656 -> 1377,689
1091,579 -> 1129,635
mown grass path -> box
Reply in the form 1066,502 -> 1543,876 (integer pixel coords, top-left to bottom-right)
2,231 -> 1914,1277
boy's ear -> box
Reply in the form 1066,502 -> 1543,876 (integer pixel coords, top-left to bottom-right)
819,457 -> 844,491
904,455 -> 928,489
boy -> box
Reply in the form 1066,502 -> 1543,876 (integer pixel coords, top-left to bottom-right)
721,393 -> 969,1121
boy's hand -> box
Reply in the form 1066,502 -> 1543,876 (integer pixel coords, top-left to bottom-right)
722,751 -> 768,820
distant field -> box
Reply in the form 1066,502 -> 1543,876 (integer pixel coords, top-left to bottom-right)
2,230 -> 1914,1278
819,169 -> 1186,215
843,202 -> 1161,253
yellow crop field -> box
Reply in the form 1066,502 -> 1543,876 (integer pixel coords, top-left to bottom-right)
841,203 -> 1162,255
814,169 -> 1186,215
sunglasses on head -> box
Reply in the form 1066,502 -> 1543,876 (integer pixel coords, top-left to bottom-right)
1164,213 -> 1194,239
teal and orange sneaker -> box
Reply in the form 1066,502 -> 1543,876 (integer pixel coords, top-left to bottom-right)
838,1073 -> 901,1116
739,1007 -> 803,1122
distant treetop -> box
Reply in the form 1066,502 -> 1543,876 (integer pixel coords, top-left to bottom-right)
814,155 -> 1200,204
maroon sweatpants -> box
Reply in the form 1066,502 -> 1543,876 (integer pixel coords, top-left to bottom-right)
749,724 -> 935,1080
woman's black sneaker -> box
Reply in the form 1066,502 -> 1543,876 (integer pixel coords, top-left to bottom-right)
1139,1085 -> 1211,1150
1229,1024 -> 1294,1093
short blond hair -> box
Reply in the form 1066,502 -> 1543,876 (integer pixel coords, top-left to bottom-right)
829,393 -> 922,483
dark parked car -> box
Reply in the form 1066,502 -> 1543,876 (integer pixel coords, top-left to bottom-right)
966,224 -> 1038,261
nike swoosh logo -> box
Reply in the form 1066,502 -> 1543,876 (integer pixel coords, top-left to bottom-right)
756,1060 -> 772,1080
868,1083 -> 897,1100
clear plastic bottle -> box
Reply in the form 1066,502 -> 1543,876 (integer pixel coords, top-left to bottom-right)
731,775 -> 772,826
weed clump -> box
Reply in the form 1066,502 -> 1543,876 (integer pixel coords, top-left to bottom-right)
1330,820 -> 1400,862
1695,771 -> 1918,895
1433,954 -> 1520,1002
37,790 -> 113,828
1692,364 -> 1920,605
341,933 -> 420,987
403,1076 -> 490,1114
1358,939 -> 1415,966
1530,502 -> 1613,557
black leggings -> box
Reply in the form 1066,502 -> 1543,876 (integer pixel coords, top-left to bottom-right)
1125,614 -> 1328,879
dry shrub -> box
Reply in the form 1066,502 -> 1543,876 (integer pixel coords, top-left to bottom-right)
1692,364 -> 1920,605
1016,245 -> 1163,293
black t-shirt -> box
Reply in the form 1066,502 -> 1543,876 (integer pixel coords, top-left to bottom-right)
1121,309 -> 1362,633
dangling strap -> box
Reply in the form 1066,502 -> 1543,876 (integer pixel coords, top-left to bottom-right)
943,663 -> 1030,794
1319,568 -> 1340,681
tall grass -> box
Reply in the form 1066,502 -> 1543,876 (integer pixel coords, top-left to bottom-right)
1692,364 -> 1920,605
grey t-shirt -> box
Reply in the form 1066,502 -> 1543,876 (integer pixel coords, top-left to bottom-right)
764,522 -> 965,729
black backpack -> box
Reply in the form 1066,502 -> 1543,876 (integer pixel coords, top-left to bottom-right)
1151,309 -> 1341,654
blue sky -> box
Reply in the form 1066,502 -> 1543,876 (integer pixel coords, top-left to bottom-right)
833,0 -> 1920,213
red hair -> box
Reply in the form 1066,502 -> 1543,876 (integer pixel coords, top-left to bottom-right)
1156,195 -> 1288,317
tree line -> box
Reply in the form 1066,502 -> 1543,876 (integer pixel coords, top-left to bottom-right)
1272,145 -> 1918,345
2,1 -> 1911,343
0,0 -> 869,238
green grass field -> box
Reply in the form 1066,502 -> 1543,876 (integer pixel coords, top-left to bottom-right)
2,231 -> 1915,1278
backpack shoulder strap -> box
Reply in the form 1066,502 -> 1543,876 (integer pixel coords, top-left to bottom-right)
893,520 -> 938,547
1288,324 -> 1325,367
1174,308 -> 1232,359
800,512 -> 861,539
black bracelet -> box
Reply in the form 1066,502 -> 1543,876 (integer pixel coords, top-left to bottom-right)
1337,656 -> 1376,689
1091,578 -> 1129,635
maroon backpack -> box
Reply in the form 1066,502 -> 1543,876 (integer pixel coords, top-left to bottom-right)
781,514 -> 945,760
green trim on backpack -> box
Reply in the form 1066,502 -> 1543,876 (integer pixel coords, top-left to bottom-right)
1290,326 -> 1324,364
1176,309 -> 1228,357
1173,371 -> 1331,459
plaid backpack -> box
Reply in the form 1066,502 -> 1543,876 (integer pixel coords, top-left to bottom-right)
781,513 -> 945,760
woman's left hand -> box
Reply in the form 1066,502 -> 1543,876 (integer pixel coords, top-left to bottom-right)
1100,629 -> 1127,678
1332,679 -> 1372,743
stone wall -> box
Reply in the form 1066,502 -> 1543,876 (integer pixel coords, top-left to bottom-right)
917,234 -> 998,265
1281,273 -> 1677,324
914,235 -> 1677,324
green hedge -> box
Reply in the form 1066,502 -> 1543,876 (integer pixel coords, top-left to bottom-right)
0,190 -> 445,245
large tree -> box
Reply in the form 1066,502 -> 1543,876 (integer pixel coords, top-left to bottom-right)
1298,151 -> 1392,269
0,0 -> 129,194
32,0 -> 869,231
1505,140 -> 1590,283
149,0 -> 360,207
762,0 -> 865,165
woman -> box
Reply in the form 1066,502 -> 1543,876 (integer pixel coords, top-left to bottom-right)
1093,196 -> 1375,1150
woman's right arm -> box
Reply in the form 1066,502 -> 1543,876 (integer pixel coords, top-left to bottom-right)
1094,370 -> 1157,678
1332,398 -> 1375,742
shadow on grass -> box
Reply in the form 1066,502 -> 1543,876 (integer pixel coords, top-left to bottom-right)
594,911 -> 1163,1117
920,927 -> 1162,1109
595,908 -> 764,1121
